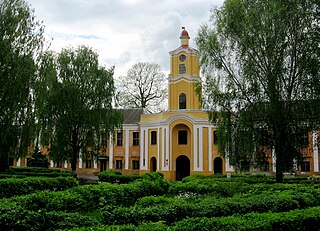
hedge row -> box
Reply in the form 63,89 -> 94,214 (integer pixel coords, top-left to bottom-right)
102,188 -> 320,225
98,170 -> 141,183
9,166 -> 62,173
68,206 -> 320,231
98,170 -> 165,184
167,179 -> 304,197
1,178 -> 169,212
0,203 -> 99,231
0,178 -> 169,230
0,177 -> 78,198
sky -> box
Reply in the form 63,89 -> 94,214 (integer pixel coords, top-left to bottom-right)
27,0 -> 224,78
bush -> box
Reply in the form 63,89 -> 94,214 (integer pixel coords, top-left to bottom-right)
0,177 -> 78,198
0,201 -> 99,231
173,206 -> 320,231
98,170 -> 141,183
102,188 -> 320,225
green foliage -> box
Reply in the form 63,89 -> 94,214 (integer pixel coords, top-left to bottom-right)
27,147 -> 49,168
0,0 -> 45,171
196,0 -> 320,182
37,46 -> 123,171
173,206 -> 320,231
102,188 -> 320,226
0,177 -> 77,198
98,170 -> 141,183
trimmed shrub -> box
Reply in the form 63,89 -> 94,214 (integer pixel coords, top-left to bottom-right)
102,188 -> 320,225
0,177 -> 78,198
98,170 -> 141,183
173,206 -> 320,231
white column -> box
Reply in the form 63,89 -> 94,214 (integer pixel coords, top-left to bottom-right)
208,126 -> 213,171
313,131 -> 319,172
157,127 -> 160,170
165,126 -> 169,170
64,161 -> 68,168
50,160 -> 54,168
272,147 -> 276,172
94,157 -> 97,169
125,129 -> 130,170
17,158 -> 21,167
193,125 -> 199,171
161,127 -> 165,170
79,153 -> 82,169
109,137 -> 113,169
199,126 -> 203,171
140,128 -> 145,170
145,129 -> 149,170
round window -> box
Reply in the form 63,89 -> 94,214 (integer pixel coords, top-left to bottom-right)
179,54 -> 186,62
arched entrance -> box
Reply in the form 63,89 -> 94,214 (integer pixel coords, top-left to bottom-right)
176,155 -> 190,181
150,157 -> 157,172
214,157 -> 223,174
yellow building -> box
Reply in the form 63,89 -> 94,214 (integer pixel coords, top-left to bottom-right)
14,27 -> 320,179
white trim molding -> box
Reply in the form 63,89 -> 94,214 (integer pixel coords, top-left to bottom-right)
313,131 -> 319,172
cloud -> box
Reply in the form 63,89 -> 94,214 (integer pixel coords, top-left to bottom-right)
27,0 -> 224,77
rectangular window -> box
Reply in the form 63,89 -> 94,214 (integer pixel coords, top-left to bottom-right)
132,160 -> 140,170
133,132 -> 139,146
116,160 -> 122,169
117,132 -> 123,146
85,160 -> 92,168
151,131 -> 157,145
178,130 -> 188,145
301,161 -> 310,172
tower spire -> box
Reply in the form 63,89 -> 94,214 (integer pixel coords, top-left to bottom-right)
180,27 -> 190,47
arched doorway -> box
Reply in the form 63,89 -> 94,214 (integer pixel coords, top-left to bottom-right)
176,155 -> 190,181
214,157 -> 223,174
150,157 -> 157,172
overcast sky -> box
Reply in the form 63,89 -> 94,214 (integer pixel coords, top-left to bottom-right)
27,0 -> 224,78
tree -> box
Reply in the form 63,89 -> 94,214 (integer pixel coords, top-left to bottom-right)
116,62 -> 167,113
196,0 -> 320,182
27,147 -> 49,168
37,46 -> 122,172
0,0 -> 45,171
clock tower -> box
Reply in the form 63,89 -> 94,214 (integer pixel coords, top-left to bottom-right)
168,27 -> 201,111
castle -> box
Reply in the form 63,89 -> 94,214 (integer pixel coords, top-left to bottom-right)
14,27 -> 319,180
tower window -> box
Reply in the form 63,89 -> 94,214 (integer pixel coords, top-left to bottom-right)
179,64 -> 186,74
179,54 -> 186,62
178,130 -> 188,145
179,93 -> 186,109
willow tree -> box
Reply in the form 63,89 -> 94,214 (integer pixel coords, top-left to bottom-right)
37,46 -> 122,172
197,0 -> 320,182
0,0 -> 45,171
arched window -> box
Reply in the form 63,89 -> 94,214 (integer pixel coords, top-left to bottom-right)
179,64 -> 186,74
179,93 -> 186,109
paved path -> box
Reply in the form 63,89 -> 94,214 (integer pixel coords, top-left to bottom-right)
77,174 -> 99,183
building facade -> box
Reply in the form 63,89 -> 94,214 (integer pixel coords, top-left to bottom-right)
14,27 -> 320,180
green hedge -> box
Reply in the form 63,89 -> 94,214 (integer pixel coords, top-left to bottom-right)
98,171 -> 165,184
173,206 -> 320,231
102,188 -> 320,225
0,177 -> 78,198
0,178 -> 169,230
0,202 -> 99,231
66,206 -> 320,231
98,170 -> 141,183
